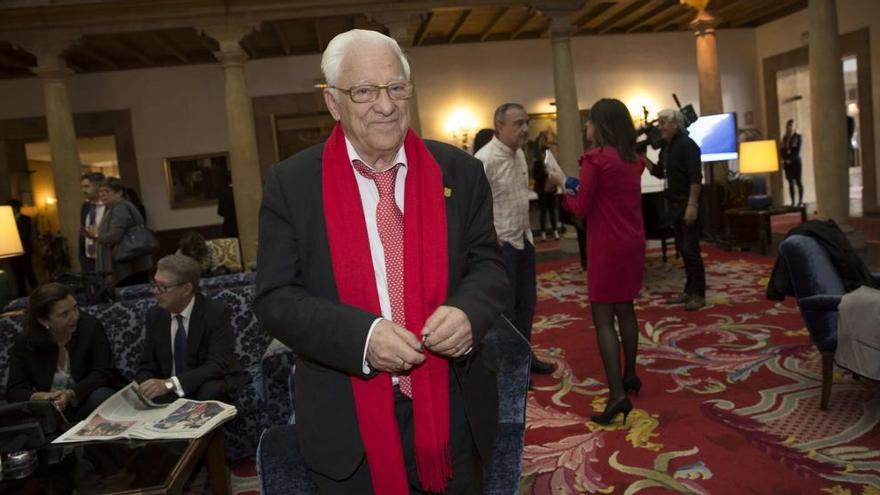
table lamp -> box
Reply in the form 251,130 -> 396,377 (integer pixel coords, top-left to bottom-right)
0,205 -> 23,311
738,140 -> 780,210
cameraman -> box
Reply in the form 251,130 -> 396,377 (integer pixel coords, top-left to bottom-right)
645,109 -> 706,311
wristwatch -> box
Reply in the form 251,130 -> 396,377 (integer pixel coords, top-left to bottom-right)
164,380 -> 174,392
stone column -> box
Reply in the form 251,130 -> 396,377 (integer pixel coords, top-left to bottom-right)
25,34 -> 83,271
372,12 -> 423,136
201,24 -> 262,268
809,0 -> 849,224
691,10 -> 723,116
547,12 -> 582,177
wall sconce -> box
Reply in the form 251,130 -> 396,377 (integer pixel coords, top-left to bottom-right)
46,197 -> 57,206
445,108 -> 478,151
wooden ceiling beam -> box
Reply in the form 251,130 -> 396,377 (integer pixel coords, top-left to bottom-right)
0,50 -> 32,68
657,9 -> 696,31
574,2 -> 616,28
76,41 -> 118,69
239,36 -> 258,59
731,0 -> 804,27
578,0 -> 637,34
640,4 -> 689,31
413,11 -> 433,46
150,32 -> 189,63
271,21 -> 291,55
623,0 -> 678,33
598,0 -> 654,34
510,10 -> 538,40
480,7 -> 507,41
115,36 -> 153,65
448,9 -> 472,43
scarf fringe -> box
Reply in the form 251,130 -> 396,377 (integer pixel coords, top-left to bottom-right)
415,442 -> 452,493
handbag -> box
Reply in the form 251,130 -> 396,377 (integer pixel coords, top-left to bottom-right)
111,202 -> 159,262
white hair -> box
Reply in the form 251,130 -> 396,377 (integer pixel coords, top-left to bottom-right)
658,108 -> 685,127
320,29 -> 411,87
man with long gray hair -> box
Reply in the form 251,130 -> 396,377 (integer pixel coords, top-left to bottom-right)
647,108 -> 706,310
255,29 -> 509,493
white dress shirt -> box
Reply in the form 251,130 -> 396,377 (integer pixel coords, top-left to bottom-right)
474,135 -> 533,249
169,295 -> 196,396
83,201 -> 106,259
343,138 -> 408,377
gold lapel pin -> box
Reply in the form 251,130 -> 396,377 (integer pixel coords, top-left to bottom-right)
444,187 -> 452,198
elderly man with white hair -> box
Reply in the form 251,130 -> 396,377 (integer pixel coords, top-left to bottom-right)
255,29 -> 509,494
646,108 -> 706,310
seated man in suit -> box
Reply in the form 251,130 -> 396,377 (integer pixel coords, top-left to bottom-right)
136,254 -> 240,403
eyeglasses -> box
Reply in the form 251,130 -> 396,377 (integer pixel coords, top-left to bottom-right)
151,281 -> 185,294
329,82 -> 414,103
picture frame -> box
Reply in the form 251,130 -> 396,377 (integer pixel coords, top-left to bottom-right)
163,152 -> 230,210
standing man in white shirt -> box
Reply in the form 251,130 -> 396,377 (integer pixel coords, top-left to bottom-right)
79,172 -> 106,272
136,254 -> 241,403
475,103 -> 555,376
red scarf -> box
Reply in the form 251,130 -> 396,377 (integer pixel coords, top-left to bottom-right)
321,124 -> 452,493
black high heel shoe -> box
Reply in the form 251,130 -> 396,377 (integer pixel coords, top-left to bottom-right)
590,397 -> 633,426
623,376 -> 642,397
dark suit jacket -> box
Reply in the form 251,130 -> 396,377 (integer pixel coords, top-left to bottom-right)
135,293 -> 241,398
254,139 -> 510,480
6,313 -> 117,403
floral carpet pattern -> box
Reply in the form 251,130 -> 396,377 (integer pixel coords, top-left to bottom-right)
217,245 -> 879,494
524,246 -> 880,494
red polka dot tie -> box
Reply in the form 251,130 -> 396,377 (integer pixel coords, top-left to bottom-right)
353,160 -> 413,399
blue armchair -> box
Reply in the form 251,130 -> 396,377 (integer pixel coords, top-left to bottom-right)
256,316 -> 530,494
778,234 -> 880,410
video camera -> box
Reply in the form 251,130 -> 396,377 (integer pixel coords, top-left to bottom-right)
635,94 -> 698,153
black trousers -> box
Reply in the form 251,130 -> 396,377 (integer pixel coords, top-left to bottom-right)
670,202 -> 705,297
537,192 -> 558,232
9,254 -> 37,297
310,383 -> 482,494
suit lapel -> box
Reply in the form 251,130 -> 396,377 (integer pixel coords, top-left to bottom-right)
157,310 -> 174,376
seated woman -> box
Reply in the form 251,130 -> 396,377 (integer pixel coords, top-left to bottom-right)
6,283 -> 119,422
177,230 -> 228,277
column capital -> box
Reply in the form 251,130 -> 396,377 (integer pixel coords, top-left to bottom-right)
11,31 -> 81,74
369,12 -> 424,48
532,1 -> 580,39
199,22 -> 259,56
689,9 -> 721,37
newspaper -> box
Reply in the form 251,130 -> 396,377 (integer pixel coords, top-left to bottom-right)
52,382 -> 237,444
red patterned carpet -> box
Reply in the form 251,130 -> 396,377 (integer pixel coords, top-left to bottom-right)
218,244 -> 880,494
524,244 -> 880,494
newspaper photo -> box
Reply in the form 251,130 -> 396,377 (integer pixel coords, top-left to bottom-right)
52,382 -> 237,444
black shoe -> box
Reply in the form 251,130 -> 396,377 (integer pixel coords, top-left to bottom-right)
590,397 -> 633,426
667,292 -> 690,305
623,375 -> 642,397
531,357 -> 555,374
685,296 -> 706,311
528,379 -> 534,390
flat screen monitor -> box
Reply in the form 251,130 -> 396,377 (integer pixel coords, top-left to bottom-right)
687,113 -> 738,162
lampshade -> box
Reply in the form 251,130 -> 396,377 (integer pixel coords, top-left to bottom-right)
0,206 -> 24,259
738,140 -> 780,174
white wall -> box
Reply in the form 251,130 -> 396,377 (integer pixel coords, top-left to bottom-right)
0,28 -> 761,231
755,0 -> 880,205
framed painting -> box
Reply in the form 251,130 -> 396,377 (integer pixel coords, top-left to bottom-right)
163,152 -> 230,210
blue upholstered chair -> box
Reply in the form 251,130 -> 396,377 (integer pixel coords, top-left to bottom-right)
256,316 -> 530,494
778,234 -> 880,410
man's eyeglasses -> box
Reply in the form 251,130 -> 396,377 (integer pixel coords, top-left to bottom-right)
151,281 -> 185,294
329,82 -> 414,103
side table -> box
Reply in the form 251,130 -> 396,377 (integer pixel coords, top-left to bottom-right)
724,205 -> 807,254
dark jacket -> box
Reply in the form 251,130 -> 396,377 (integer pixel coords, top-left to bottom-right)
6,313 -> 118,403
96,200 -> 153,285
135,293 -> 242,398
767,219 -> 879,300
649,130 -> 702,202
254,139 -> 509,480
15,213 -> 33,254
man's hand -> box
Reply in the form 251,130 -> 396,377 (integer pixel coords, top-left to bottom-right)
366,320 -> 425,373
684,204 -> 698,225
422,306 -> 473,358
546,166 -> 566,188
31,391 -> 63,402
139,379 -> 170,400
53,389 -> 76,410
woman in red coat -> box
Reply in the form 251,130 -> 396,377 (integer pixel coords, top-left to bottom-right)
548,98 -> 646,425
